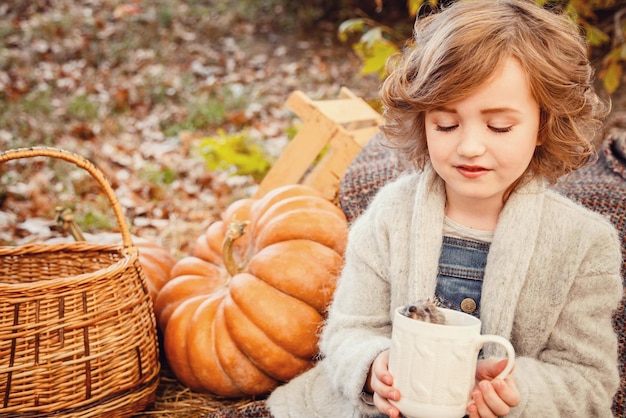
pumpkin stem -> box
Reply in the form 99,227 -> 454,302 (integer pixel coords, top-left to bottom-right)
55,206 -> 86,241
222,220 -> 249,277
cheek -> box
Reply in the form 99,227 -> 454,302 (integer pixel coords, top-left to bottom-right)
499,139 -> 537,171
425,131 -> 451,156
425,139 -> 447,166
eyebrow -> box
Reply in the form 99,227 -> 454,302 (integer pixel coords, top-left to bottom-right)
433,106 -> 521,115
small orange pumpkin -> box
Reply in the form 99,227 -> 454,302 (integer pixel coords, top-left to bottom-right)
133,238 -> 177,304
154,184 -> 348,396
44,231 -> 176,306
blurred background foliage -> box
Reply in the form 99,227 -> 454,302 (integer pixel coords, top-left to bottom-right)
336,0 -> 625,93
245,0 -> 625,94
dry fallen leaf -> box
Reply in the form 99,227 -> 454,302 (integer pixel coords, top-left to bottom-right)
0,0 -> 379,255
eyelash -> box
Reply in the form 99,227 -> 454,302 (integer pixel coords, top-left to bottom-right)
489,126 -> 513,133
435,125 -> 457,132
435,125 -> 512,134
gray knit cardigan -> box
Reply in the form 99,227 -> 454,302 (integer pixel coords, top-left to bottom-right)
267,152 -> 623,417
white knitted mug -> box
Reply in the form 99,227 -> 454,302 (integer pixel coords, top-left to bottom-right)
388,306 -> 515,418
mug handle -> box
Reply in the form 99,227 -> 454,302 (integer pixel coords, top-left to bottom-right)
476,335 -> 516,380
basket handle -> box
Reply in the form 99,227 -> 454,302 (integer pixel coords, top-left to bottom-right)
0,146 -> 134,249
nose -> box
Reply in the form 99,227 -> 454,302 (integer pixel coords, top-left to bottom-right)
456,126 -> 486,158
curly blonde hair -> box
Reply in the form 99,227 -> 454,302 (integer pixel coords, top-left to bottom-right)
380,0 -> 608,185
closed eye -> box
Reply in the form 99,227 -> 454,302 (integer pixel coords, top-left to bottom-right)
435,125 -> 458,132
489,126 -> 512,133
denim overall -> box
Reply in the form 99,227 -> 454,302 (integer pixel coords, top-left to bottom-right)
434,235 -> 490,318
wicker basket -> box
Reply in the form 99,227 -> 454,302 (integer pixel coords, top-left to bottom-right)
0,147 -> 160,417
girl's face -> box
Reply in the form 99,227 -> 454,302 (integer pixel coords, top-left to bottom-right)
425,57 -> 540,211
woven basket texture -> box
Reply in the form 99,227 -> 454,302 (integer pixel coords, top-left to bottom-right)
0,147 -> 160,417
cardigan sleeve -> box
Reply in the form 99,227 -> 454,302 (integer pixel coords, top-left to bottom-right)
317,175 -> 415,415
509,216 -> 622,418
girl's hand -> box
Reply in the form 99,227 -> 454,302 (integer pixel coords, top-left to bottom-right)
366,349 -> 402,418
467,358 -> 520,418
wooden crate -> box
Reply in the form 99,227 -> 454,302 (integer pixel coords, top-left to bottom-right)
254,87 -> 382,200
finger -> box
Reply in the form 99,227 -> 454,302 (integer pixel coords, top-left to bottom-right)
480,358 -> 509,380
373,392 -> 402,418
471,384 -> 498,418
373,351 -> 393,386
370,370 -> 400,404
371,372 -> 392,391
478,380 -> 511,417
492,377 -> 521,408
494,358 -> 511,375
466,401 -> 480,418
370,351 -> 394,393
376,384 -> 400,403
370,369 -> 396,396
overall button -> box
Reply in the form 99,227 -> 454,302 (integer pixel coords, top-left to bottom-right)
461,298 -> 477,313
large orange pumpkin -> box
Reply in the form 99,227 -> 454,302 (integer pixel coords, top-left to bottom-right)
154,184 -> 348,396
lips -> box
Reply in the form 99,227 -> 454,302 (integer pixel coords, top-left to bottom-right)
455,165 -> 490,179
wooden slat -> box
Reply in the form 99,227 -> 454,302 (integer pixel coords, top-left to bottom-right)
350,125 -> 382,147
338,86 -> 358,99
286,90 -> 382,126
310,99 -> 380,125
254,113 -> 338,198
256,88 -> 382,199
302,128 -> 364,200
284,91 -> 314,120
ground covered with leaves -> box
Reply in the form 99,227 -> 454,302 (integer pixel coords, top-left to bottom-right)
1,1 -> 625,417
0,0 -> 380,256
0,2 -> 383,415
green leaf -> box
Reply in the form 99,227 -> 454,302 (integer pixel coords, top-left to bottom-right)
563,3 -> 579,23
603,61 -> 623,94
582,23 -> 610,47
608,46 -> 624,61
354,39 -> 399,79
360,27 -> 384,47
196,130 -> 271,181
140,164 -> 178,185
338,18 -> 367,42
407,0 -> 425,17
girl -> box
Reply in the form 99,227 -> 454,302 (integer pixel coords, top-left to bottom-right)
267,1 -> 623,417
